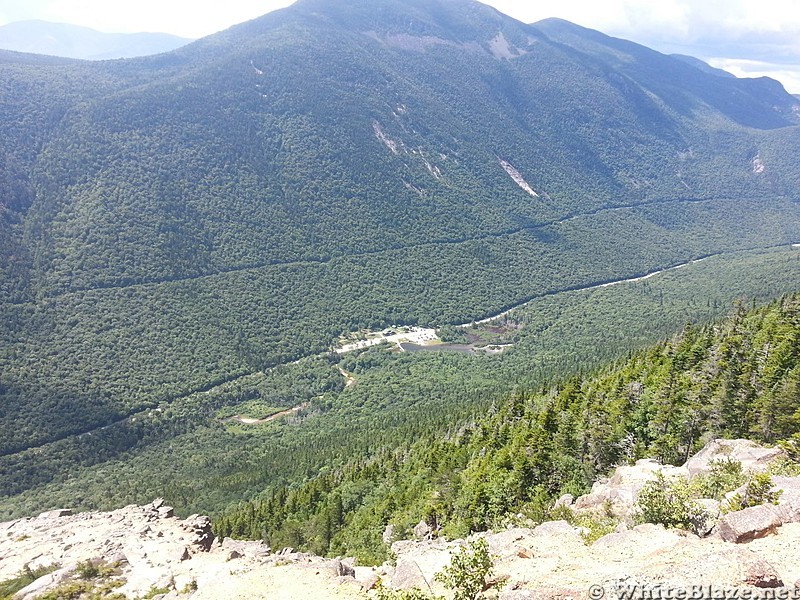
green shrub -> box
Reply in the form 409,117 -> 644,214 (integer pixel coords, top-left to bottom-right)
74,559 -> 120,582
376,587 -> 440,600
139,586 -> 172,599
634,473 -> 708,533
547,504 -> 619,544
76,560 -> 101,580
777,436 -> 800,463
435,538 -> 502,600
768,455 -> 800,477
690,459 -> 746,500
725,472 -> 782,512
36,579 -> 124,600
181,579 -> 199,594
574,514 -> 620,544
0,564 -> 60,600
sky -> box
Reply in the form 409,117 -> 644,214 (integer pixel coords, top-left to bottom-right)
0,0 -> 798,92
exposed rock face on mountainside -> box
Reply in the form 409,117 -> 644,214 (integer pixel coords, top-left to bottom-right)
572,439 -> 795,518
685,439 -> 786,476
3,440 -> 800,599
391,522 -> 800,599
0,499 -> 373,599
4,501 -> 800,599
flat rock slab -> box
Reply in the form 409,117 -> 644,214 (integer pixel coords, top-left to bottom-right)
575,459 -> 688,515
684,439 -> 784,476
717,505 -> 782,543
390,557 -> 431,591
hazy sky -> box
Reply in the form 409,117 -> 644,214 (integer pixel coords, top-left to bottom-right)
0,0 -> 798,92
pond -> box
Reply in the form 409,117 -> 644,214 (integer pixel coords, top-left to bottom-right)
399,342 -> 476,354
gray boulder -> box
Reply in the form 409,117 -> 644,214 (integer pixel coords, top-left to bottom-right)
413,520 -> 432,540
14,565 -> 74,600
484,528 -> 535,559
684,439 -> 784,476
728,547 -> 784,588
328,559 -> 355,578
772,476 -> 800,523
716,504 -> 782,543
390,557 -> 430,591
219,537 -> 271,559
532,520 -> 577,537
743,557 -> 784,588
552,494 -> 574,510
181,515 -> 214,551
354,566 -> 380,591
382,524 -> 395,544
37,509 -> 73,519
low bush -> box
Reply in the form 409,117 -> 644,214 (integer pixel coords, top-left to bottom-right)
634,473 -> 708,534
725,472 -> 782,512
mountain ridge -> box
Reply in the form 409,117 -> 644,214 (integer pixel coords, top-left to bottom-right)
0,20 -> 192,60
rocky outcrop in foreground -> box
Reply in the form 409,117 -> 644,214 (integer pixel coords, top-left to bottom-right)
3,440 -> 800,599
0,499 -> 373,599
573,439 -> 790,517
391,521 -> 800,599
6,501 -> 800,599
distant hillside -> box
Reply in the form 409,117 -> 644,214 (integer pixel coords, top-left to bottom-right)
0,20 -> 191,59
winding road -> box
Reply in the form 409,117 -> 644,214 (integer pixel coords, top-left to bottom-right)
459,255 -> 714,327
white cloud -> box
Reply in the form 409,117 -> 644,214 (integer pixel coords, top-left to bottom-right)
717,0 -> 800,33
0,0 -> 294,38
485,0 -> 629,30
707,57 -> 800,94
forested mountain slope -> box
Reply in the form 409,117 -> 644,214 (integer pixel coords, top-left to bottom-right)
1,0 -> 800,518
2,246 -> 799,529
216,293 -> 800,562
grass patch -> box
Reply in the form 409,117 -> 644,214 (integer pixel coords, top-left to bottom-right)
216,400 -> 287,421
36,579 -> 125,600
0,563 -> 60,600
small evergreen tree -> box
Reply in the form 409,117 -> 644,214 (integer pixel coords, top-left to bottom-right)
435,538 -> 501,600
635,473 -> 708,534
